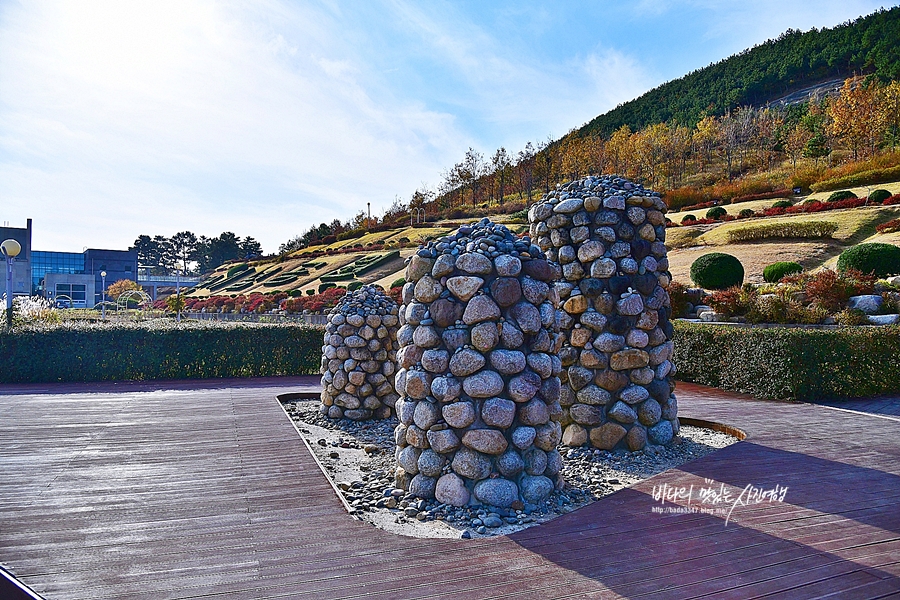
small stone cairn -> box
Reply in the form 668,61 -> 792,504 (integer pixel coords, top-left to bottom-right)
528,175 -> 678,452
320,285 -> 400,421
394,218 -> 564,508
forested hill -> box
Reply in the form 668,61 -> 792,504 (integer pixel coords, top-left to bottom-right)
579,6 -> 900,137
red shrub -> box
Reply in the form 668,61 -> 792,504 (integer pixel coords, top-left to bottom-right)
883,194 -> 900,206
876,219 -> 900,234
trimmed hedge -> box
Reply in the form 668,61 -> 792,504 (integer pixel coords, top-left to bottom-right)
690,253 -> 744,290
837,243 -> 900,278
763,261 -> 803,283
810,164 -> 900,192
673,322 -> 900,401
0,321 -> 322,383
725,221 -> 838,243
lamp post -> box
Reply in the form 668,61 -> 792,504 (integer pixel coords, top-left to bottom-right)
175,269 -> 181,323
100,271 -> 107,319
1,239 -> 22,329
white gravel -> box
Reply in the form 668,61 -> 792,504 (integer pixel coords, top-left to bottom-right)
283,400 -> 738,539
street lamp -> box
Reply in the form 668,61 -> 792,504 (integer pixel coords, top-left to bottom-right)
1,239 -> 22,328
175,269 -> 181,323
100,271 -> 107,319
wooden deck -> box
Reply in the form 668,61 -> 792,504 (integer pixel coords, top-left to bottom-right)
0,377 -> 898,599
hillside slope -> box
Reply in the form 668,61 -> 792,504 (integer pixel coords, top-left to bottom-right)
579,6 -> 900,136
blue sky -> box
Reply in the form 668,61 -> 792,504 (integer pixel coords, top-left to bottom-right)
0,0 -> 893,255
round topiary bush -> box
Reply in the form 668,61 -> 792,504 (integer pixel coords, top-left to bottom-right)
837,243 -> 900,278
827,190 -> 857,203
763,261 -> 803,283
869,189 -> 892,203
318,282 -> 336,293
738,208 -> 755,218
706,206 -> 727,220
347,281 -> 363,291
690,253 -> 744,290
772,200 -> 793,209
682,214 -> 697,224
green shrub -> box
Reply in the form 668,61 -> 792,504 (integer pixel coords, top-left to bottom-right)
763,261 -> 803,283
837,243 -> 900,278
826,190 -> 858,202
288,290 -> 303,297
706,206 -> 727,220
690,253 -> 744,290
725,221 -> 838,243
868,189 -> 892,203
834,308 -> 870,326
306,289 -> 315,296
0,321 -> 321,383
681,214 -> 697,224
347,281 -> 363,291
510,209 -> 529,222
318,282 -> 336,293
390,277 -> 406,289
771,200 -> 793,209
673,322 -> 900,400
738,208 -> 754,218
226,263 -> 250,278
810,164 -> 900,192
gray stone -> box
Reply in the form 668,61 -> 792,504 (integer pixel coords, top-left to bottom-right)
494,254 -> 522,276
442,401 -> 476,429
408,474 -> 436,499
848,295 -> 884,314
451,447 -> 492,480
620,385 -> 650,405
616,293 -> 644,316
473,478 -> 518,508
519,475 -> 553,503
446,276 -> 484,302
518,398 -> 550,426
482,397 -> 516,428
490,277 -> 523,307
462,370 -> 504,398
511,426 -> 536,449
489,349 -> 527,375
397,445 -> 420,474
569,403 -> 602,426
449,348 -> 486,377
420,349 -> 450,373
521,277 -> 549,304
607,401 -> 637,424
435,473 -> 469,507
462,429 -> 509,455
463,295 -> 501,325
648,420 -> 674,445
426,428 -> 461,454
869,314 -> 900,325
553,197 -> 584,213
509,301 -> 542,333
417,449 -> 444,477
430,375 -> 461,401
456,252 -> 493,275
576,385 -> 611,405
404,370 -> 430,399
406,255 -> 434,282
414,275 -> 443,303
413,400 -> 440,429
523,447 -> 548,475
508,372 -> 540,402
594,332 -> 626,352
497,449 -> 525,477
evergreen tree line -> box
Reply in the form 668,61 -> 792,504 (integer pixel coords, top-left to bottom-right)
131,231 -> 263,275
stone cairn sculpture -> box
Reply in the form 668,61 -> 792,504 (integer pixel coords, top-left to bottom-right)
528,175 -> 678,451
320,285 -> 400,421
394,218 -> 563,508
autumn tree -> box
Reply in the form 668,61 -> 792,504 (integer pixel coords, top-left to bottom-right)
692,116 -> 718,171
826,78 -> 886,160
490,147 -> 512,205
784,124 -> 813,169
516,142 -> 536,204
605,125 -> 632,176
106,279 -> 142,301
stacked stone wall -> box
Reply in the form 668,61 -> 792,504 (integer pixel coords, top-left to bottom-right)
394,219 -> 563,508
320,285 -> 400,420
528,176 -> 678,451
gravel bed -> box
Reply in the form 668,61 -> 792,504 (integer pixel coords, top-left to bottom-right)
283,400 -> 737,538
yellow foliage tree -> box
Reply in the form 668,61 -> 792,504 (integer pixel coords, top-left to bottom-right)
105,279 -> 142,301
826,78 -> 886,160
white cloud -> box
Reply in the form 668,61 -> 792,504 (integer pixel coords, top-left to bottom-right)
0,0 -> 465,252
